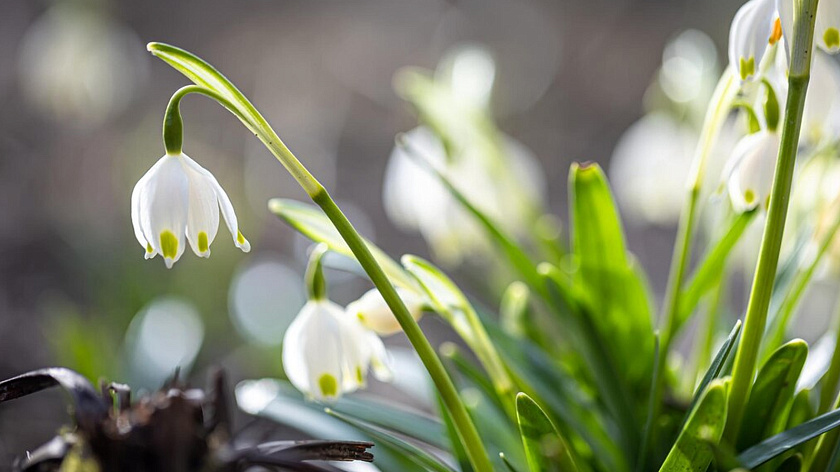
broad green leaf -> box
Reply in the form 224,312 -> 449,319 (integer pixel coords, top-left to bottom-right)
737,340 -> 808,450
569,163 -> 653,383
516,393 -> 580,472
326,408 -> 456,472
679,321 -> 742,431
785,390 -> 818,460
638,334 -> 661,472
679,210 -> 756,326
659,380 -> 728,472
737,407 -> 840,468
268,198 -> 417,290
500,281 -> 531,339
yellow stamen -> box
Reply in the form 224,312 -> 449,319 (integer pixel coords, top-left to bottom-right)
769,18 -> 782,45
160,230 -> 178,259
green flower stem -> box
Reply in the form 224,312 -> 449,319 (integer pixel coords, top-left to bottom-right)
819,301 -> 840,415
161,86 -> 493,472
724,0 -> 819,444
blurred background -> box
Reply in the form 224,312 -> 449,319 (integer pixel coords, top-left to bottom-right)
0,0 -> 753,465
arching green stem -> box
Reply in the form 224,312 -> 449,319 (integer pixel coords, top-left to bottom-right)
159,82 -> 493,472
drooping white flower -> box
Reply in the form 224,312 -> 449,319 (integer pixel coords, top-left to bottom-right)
282,299 -> 391,401
723,130 -> 781,212
346,287 -> 426,336
729,0 -> 781,80
131,152 -> 250,268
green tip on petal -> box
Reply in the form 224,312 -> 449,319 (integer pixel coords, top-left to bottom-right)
739,56 -> 756,80
146,243 -> 154,254
355,366 -> 364,384
744,189 -> 756,205
318,373 -> 338,398
825,28 -> 840,49
160,230 -> 179,261
198,231 -> 209,254
237,230 -> 246,244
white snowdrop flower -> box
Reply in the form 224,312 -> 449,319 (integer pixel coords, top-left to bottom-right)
802,52 -> 840,143
346,288 -> 426,336
723,130 -> 781,212
729,0 -> 781,80
816,0 -> 840,53
131,152 -> 250,268
282,299 -> 391,402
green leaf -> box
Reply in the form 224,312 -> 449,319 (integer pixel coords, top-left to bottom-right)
326,408 -> 456,472
268,198 -> 417,290
679,320 -> 742,431
569,163 -> 653,383
737,408 -> 840,468
659,379 -> 728,472
500,281 -> 531,339
516,393 -> 580,472
737,340 -> 808,450
680,210 -> 756,326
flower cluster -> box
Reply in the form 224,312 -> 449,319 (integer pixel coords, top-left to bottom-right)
724,0 -> 840,213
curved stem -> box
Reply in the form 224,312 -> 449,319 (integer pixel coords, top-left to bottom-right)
723,0 -> 819,443
161,85 -> 493,472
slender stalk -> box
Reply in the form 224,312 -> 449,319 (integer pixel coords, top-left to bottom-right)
162,85 -> 493,472
646,66 -> 736,456
723,0 -> 819,443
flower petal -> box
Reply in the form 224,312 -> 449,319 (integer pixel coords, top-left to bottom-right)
282,301 -> 345,401
726,131 -> 780,212
817,0 -> 840,53
729,0 -> 777,81
140,154 -> 189,268
181,154 -> 250,253
347,287 -> 425,336
180,155 -> 220,258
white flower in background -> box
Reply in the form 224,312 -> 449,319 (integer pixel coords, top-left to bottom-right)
729,0 -> 781,80
346,288 -> 426,336
131,153 -> 250,268
802,52 -> 840,143
383,126 -> 545,265
816,0 -> 840,53
18,3 -> 145,128
723,130 -> 781,212
282,299 -> 391,401
609,113 -> 698,226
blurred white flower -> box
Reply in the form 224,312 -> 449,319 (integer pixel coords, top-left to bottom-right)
131,152 -> 250,268
125,297 -> 204,389
609,113 -> 698,226
282,299 -> 391,402
346,287 -> 425,336
383,126 -> 544,264
723,130 -> 781,212
728,0 -> 780,80
17,3 -> 145,128
802,52 -> 840,143
659,30 -> 719,110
